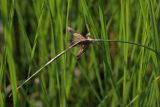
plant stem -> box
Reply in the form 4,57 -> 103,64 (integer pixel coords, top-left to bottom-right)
10,38 -> 159,96
91,39 -> 160,55
9,41 -> 81,97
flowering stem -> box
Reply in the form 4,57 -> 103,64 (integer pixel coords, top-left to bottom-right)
10,39 -> 159,97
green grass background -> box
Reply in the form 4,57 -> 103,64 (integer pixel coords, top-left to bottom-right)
0,0 -> 160,106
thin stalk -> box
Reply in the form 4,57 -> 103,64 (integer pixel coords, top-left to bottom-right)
90,39 -> 160,55
9,38 -> 159,97
9,41 -> 81,97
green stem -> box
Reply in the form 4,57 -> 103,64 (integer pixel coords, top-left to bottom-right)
91,39 -> 160,55
10,38 -> 159,96
9,41 -> 81,97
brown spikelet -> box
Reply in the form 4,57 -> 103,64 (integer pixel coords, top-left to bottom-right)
68,27 -> 92,59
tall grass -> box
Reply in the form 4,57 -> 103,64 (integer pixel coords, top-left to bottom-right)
0,0 -> 160,107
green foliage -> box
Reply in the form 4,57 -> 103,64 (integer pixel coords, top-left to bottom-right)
0,0 -> 160,106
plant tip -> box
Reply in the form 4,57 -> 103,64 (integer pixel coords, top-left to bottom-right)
68,27 -> 75,33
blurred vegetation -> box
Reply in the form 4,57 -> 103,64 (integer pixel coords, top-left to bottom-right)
0,0 -> 160,107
